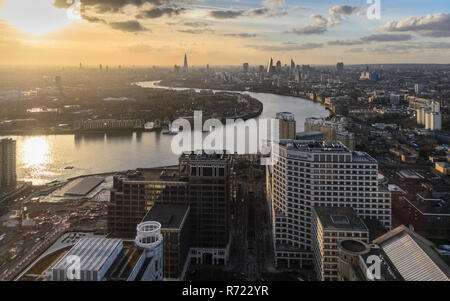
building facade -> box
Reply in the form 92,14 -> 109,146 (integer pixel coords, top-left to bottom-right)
267,140 -> 391,268
311,206 -> 369,281
0,138 -> 16,190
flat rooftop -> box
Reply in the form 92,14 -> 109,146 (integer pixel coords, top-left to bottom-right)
313,206 -> 368,232
116,168 -> 184,182
65,177 -> 105,196
142,203 -> 189,230
52,237 -> 122,273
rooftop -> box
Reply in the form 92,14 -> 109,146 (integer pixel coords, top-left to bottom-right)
374,225 -> 450,281
116,167 -> 183,182
65,177 -> 105,196
52,237 -> 122,273
142,203 -> 190,230
313,206 -> 368,232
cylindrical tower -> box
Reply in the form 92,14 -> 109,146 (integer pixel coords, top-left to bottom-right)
337,239 -> 371,281
133,221 -> 163,281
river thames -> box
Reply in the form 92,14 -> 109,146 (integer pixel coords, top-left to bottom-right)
1,82 -> 329,185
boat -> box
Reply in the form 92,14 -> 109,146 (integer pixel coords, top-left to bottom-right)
162,123 -> 178,135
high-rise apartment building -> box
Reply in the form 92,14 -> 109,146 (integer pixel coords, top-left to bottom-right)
276,112 -> 296,140
0,138 -> 17,191
267,140 -> 391,269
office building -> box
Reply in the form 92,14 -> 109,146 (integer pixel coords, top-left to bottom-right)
109,153 -> 235,265
142,203 -> 191,280
267,140 -> 391,268
108,168 -> 188,238
312,207 -> 369,281
276,112 -> 296,140
0,138 -> 17,190
336,62 -> 344,74
179,153 -> 235,265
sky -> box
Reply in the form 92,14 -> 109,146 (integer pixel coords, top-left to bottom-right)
0,0 -> 449,66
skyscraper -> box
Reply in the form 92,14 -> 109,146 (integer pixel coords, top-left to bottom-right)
183,53 -> 189,73
0,138 -> 16,191
276,60 -> 282,73
337,62 -> 344,73
267,140 -> 391,269
267,58 -> 274,74
243,62 -> 249,73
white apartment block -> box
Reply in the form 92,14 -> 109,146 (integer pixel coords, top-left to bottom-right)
311,206 -> 369,281
267,140 -> 391,269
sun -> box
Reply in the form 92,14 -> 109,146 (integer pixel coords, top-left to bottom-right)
0,0 -> 75,35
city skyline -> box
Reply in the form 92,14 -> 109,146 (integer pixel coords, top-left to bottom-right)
0,0 -> 449,66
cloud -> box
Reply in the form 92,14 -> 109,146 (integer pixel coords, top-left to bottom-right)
183,21 -> 210,28
328,5 -> 363,24
178,28 -> 214,34
262,0 -> 285,10
136,6 -> 187,19
328,34 -> 413,46
284,14 -> 328,35
76,0 -> 172,13
208,2 -> 301,19
209,10 -> 245,19
82,15 -> 107,23
109,20 -> 148,32
223,33 -> 258,38
247,42 -> 323,51
380,13 -> 450,37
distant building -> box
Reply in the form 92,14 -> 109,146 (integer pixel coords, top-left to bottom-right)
276,60 -> 282,73
295,131 -> 324,141
183,53 -> 189,73
360,71 -> 378,81
0,138 -> 16,191
74,119 -> 143,131
276,112 -> 296,140
415,83 -> 424,95
304,118 -> 345,141
243,63 -> 249,73
336,62 -> 344,74
267,58 -> 274,74
336,131 -> 355,151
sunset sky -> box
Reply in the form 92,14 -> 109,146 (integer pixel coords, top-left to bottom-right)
0,0 -> 449,66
